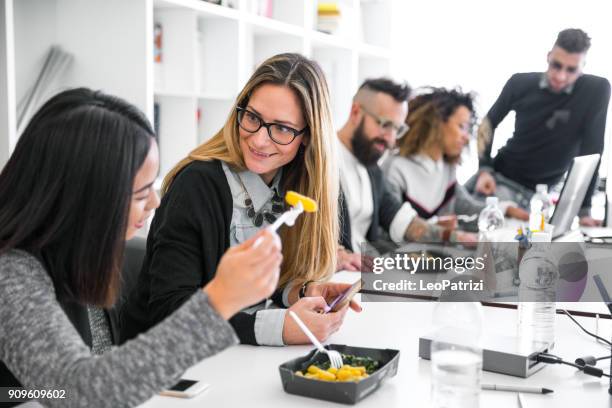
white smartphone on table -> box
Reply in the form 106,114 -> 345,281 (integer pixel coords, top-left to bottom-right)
160,379 -> 210,398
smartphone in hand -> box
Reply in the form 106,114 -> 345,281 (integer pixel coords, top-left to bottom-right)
325,279 -> 363,313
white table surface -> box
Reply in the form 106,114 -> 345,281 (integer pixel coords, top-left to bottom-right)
138,271 -> 612,408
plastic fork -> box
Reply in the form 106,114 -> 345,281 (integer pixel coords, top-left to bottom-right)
253,201 -> 304,248
289,310 -> 343,369
457,214 -> 478,223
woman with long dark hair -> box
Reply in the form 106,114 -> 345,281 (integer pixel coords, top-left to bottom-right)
0,88 -> 281,407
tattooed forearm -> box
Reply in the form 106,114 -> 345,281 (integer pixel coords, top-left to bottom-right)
404,217 -> 444,242
477,117 -> 493,158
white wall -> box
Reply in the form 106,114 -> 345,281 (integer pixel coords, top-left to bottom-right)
0,0 -> 16,165
390,0 -> 612,184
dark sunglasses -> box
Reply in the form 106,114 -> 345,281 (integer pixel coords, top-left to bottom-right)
236,107 -> 307,146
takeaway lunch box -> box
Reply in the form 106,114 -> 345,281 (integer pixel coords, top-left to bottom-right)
279,344 -> 400,404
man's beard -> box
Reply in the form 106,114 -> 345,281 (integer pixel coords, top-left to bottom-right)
351,119 -> 388,166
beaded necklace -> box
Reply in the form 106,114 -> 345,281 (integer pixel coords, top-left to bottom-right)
236,174 -> 285,227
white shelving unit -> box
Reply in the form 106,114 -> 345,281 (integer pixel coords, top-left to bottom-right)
0,0 -> 396,178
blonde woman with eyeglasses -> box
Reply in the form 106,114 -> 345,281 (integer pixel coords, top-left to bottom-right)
121,53 -> 361,346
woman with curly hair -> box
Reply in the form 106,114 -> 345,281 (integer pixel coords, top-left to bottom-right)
383,88 -> 527,232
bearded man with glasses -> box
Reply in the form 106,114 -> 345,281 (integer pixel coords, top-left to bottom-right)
468,28 -> 610,227
336,78 -> 468,273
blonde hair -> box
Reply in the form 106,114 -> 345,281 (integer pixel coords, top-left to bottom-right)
163,53 -> 339,287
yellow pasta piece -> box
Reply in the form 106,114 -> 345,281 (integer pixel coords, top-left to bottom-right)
307,365 -> 319,374
336,369 -> 354,381
317,370 -> 336,381
285,191 -> 318,212
299,359 -> 375,382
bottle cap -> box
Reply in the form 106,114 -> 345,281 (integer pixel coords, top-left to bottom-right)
536,184 -> 548,194
486,196 -> 499,206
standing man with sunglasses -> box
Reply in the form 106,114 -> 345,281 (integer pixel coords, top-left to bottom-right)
470,28 -> 611,226
336,79 -> 473,270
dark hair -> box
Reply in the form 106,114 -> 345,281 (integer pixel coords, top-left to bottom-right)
398,87 -> 476,164
410,87 -> 475,123
555,28 -> 591,53
0,88 -> 154,307
358,77 -> 411,103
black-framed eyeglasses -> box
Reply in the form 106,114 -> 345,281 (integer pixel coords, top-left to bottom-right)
236,107 -> 307,146
360,106 -> 408,139
548,59 -> 578,74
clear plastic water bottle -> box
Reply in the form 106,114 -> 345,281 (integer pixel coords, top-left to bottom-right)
530,184 -> 552,222
431,302 -> 483,408
528,200 -> 544,232
478,197 -> 505,241
517,232 -> 557,349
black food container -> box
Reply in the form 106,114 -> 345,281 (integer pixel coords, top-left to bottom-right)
279,344 -> 400,404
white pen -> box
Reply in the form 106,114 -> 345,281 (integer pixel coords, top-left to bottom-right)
482,384 -> 553,394
517,393 -> 525,408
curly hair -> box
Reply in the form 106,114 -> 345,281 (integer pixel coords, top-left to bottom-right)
397,87 -> 476,164
555,28 -> 591,53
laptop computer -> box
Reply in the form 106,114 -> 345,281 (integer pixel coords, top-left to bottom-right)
549,154 -> 600,240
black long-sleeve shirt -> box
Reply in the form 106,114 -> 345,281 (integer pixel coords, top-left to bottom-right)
480,72 -> 611,210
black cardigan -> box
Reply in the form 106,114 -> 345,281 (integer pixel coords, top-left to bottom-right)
120,160 -> 286,345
